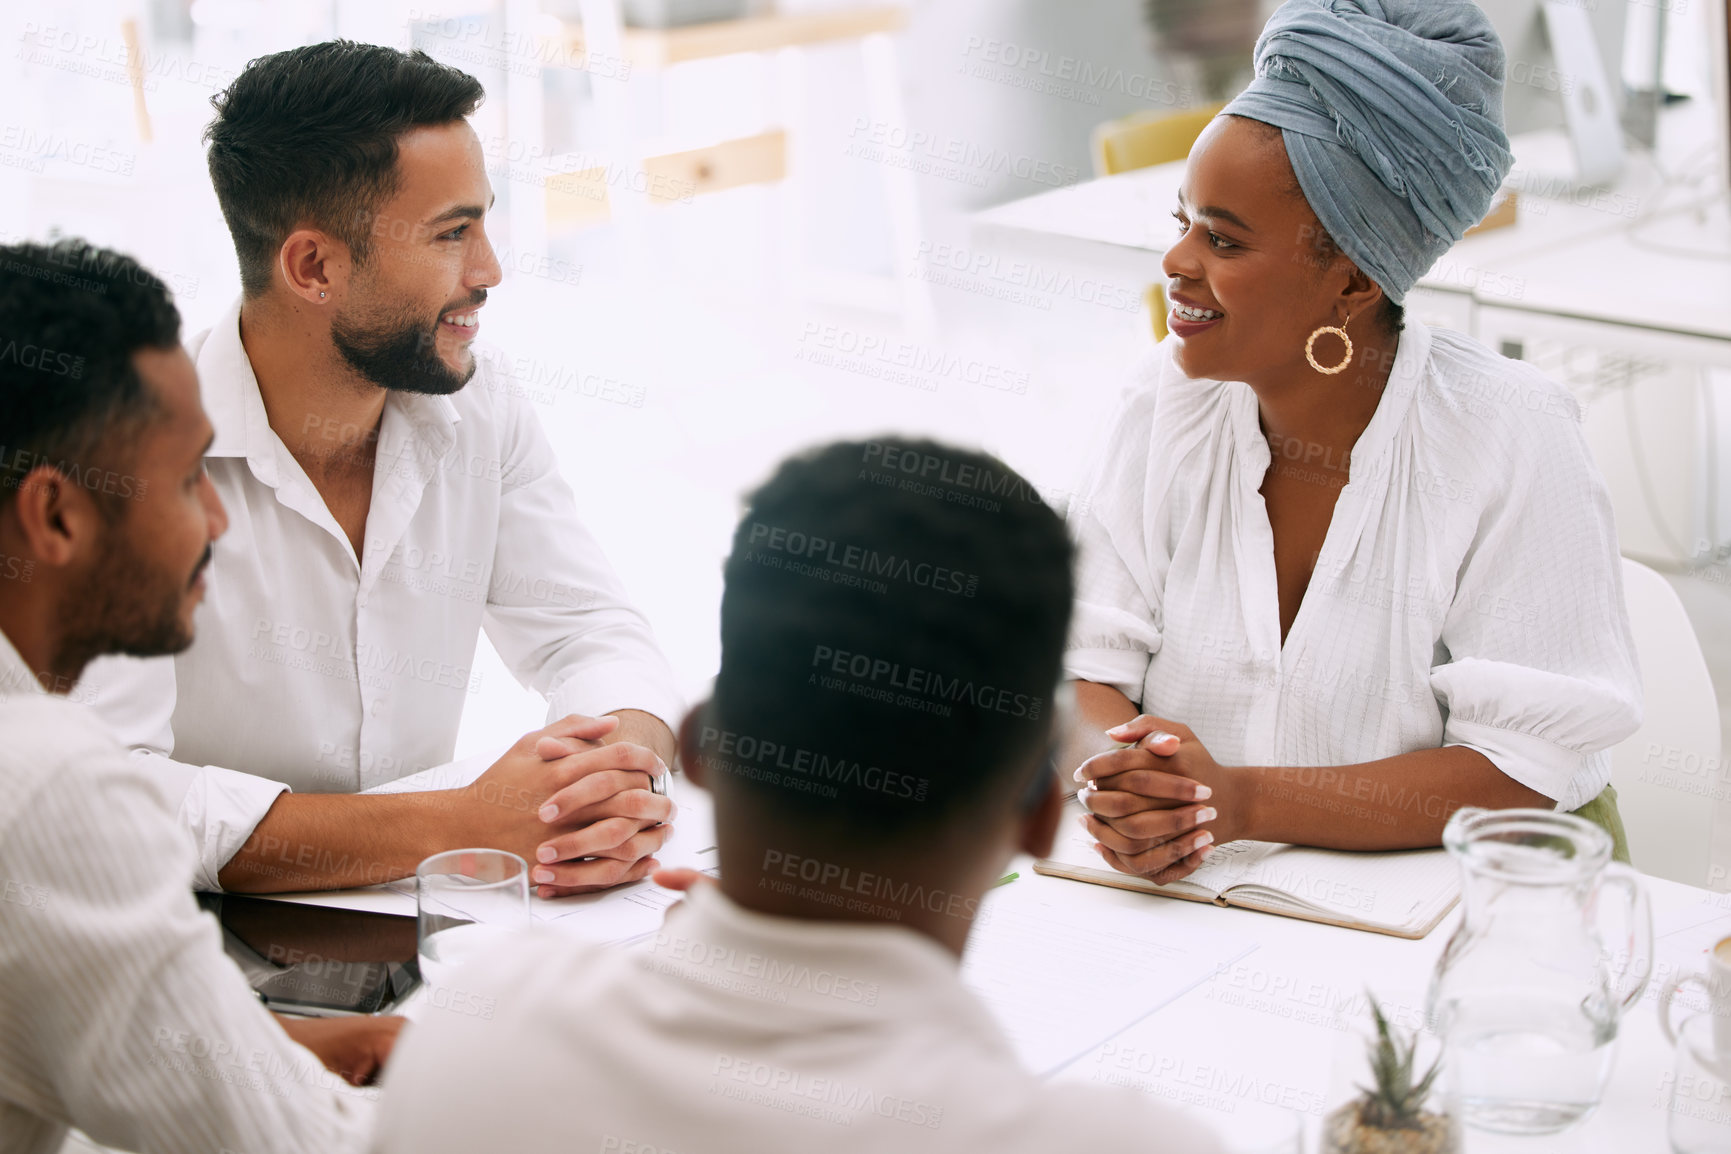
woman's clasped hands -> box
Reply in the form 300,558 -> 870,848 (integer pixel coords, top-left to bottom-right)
1074,716 -> 1250,885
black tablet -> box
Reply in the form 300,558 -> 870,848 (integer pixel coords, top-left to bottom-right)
197,893 -> 421,1017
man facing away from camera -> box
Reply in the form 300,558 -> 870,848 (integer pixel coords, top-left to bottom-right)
371,438 -> 1224,1153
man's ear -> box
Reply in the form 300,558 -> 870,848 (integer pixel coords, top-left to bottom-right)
1017,776 -> 1065,861
676,700 -> 713,788
8,465 -> 100,567
278,228 -> 348,306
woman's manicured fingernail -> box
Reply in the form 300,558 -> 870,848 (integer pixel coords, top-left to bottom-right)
1194,831 -> 1214,849
1106,722 -> 1131,736
1072,766 -> 1088,783
1195,807 -> 1217,824
532,868 -> 555,884
1194,785 -> 1212,800
1199,845 -> 1215,859
536,845 -> 557,863
539,804 -> 559,823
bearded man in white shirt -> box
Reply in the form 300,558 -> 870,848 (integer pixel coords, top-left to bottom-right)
371,439 -> 1226,1154
86,41 -> 680,900
0,238 -> 400,1154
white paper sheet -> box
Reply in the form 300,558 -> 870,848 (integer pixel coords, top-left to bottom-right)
961,884 -> 1259,1078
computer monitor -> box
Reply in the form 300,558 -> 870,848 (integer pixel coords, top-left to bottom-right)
1714,0 -> 1731,194
1477,0 -> 1627,136
1477,0 -> 1629,183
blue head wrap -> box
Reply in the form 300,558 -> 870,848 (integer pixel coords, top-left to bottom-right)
1222,0 -> 1513,304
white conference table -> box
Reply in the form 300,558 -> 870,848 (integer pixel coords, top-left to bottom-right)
1028,853 -> 1706,1154
267,763 -> 1718,1154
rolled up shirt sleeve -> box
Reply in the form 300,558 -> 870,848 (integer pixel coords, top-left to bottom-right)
167,758 -> 290,892
1067,521 -> 1163,705
483,395 -> 684,731
1430,388 -> 1643,810
79,653 -> 288,893
1064,355 -> 1169,706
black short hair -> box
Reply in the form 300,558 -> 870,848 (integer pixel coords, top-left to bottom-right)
703,439 -> 1074,843
1376,296 -> 1405,335
0,239 -> 179,514
204,41 -> 485,298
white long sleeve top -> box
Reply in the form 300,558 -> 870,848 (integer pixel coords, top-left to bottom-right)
1064,321 -> 1642,811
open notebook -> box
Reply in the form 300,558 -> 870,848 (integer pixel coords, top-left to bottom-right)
1035,802 -> 1460,939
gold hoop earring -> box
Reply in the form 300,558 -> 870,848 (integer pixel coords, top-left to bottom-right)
1305,316 -> 1352,375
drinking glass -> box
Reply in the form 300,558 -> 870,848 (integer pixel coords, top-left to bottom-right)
415,849 -> 530,993
1672,1013 -> 1731,1153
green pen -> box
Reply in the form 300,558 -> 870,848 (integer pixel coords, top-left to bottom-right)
993,872 -> 1019,888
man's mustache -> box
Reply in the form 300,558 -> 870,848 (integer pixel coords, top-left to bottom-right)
441,288 -> 487,314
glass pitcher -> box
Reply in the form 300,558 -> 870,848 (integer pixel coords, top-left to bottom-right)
1427,807 -> 1652,1136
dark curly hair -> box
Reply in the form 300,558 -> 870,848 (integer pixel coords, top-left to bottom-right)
0,239 -> 180,513
205,40 -> 485,297
704,438 -> 1074,842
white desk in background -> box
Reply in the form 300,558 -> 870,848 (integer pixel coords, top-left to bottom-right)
970,114 -> 1728,345
259,756 -> 1711,1153
967,130 -> 1648,322
1473,194 -> 1731,348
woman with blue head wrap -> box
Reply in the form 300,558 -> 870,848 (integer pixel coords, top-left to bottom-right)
1065,1 -> 1642,884
1227,0 -> 1514,310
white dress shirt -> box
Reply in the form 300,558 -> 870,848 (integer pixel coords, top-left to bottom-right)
0,633 -> 375,1154
83,298 -> 683,890
1065,321 -> 1642,811
371,884 -> 1224,1154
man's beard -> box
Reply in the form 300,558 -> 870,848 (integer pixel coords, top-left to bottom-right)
55,534 -> 208,676
331,298 -> 479,396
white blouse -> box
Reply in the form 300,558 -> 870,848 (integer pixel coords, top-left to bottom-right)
1064,320 -> 1641,811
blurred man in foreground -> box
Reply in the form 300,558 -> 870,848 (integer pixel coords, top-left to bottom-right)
0,239 -> 397,1154
373,439 -> 1224,1153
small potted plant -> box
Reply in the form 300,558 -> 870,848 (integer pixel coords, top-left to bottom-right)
1324,997 -> 1459,1154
